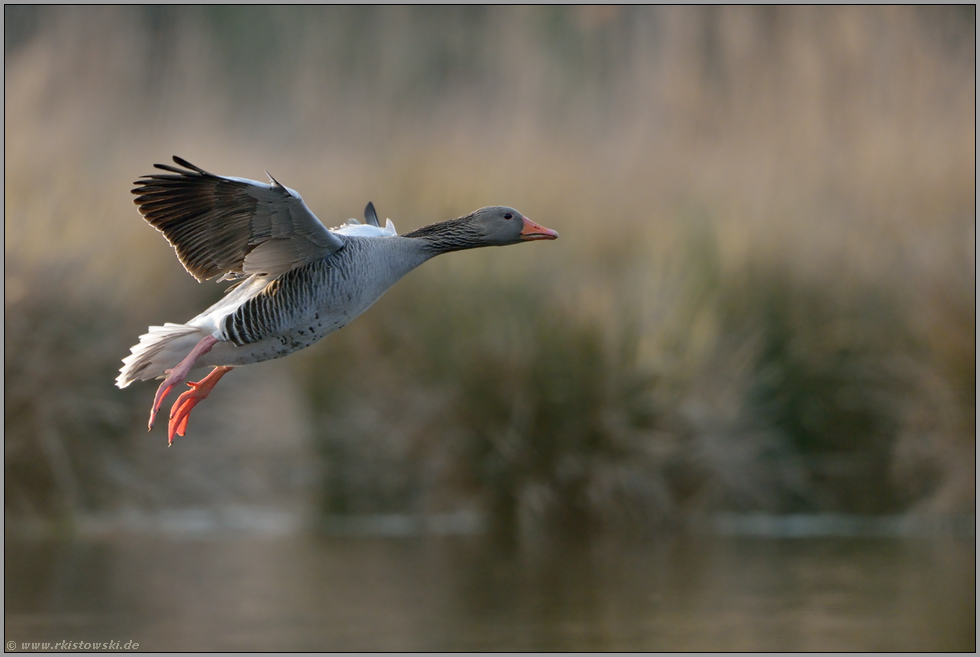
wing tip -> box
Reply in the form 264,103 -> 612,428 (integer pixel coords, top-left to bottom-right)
171,155 -> 207,174
364,201 -> 380,227
144,156 -> 209,178
265,170 -> 288,190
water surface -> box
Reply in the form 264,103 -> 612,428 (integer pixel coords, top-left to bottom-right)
5,533 -> 975,651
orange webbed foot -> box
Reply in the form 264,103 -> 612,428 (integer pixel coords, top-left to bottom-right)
146,334 -> 220,433
149,378 -> 179,432
166,366 -> 233,445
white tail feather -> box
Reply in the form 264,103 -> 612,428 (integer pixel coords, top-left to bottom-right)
116,323 -> 205,388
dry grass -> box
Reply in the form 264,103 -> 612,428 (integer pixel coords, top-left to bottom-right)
4,6 -> 974,529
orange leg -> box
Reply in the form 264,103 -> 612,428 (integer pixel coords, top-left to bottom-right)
167,366 -> 234,445
148,335 -> 218,432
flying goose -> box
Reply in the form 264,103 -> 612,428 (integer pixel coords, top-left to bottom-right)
117,157 -> 558,444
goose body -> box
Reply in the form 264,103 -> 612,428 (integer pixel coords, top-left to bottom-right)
117,157 -> 558,443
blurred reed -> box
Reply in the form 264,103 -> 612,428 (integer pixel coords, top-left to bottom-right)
4,257 -> 146,518
4,6 -> 974,533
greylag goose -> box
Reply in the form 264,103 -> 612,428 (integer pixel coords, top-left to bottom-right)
117,156 -> 558,444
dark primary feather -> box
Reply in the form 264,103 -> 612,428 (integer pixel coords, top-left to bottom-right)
364,201 -> 380,227
132,156 -> 344,282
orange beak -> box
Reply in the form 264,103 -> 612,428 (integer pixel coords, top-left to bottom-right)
520,216 -> 559,241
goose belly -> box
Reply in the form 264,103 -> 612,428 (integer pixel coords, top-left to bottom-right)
201,306 -> 354,367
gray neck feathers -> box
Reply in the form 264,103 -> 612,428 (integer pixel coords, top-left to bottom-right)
402,215 -> 484,254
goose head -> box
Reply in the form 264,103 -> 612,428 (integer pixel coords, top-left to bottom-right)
469,206 -> 559,245
405,206 -> 559,252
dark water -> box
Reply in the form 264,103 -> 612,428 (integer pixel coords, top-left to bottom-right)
5,533 -> 975,651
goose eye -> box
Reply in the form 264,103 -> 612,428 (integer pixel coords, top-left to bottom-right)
503,212 -> 513,220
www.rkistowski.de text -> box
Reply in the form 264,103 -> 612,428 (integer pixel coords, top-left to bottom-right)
6,640 -> 139,651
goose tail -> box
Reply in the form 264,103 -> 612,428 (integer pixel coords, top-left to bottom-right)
116,323 -> 206,388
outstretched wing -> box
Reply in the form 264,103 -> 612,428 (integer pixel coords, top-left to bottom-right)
132,156 -> 344,282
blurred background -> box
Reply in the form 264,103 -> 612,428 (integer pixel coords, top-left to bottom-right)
4,5 -> 975,651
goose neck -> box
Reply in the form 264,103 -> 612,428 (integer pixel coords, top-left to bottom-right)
402,217 -> 482,254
